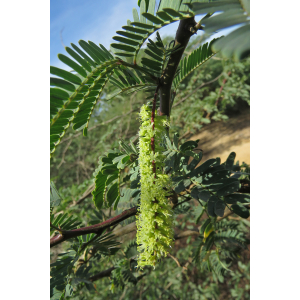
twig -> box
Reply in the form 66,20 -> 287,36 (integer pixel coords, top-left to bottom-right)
167,253 -> 181,268
79,233 -> 101,254
175,230 -> 199,239
172,73 -> 223,108
72,183 -> 95,206
60,109 -> 137,144
162,259 -> 192,294
124,92 -> 136,138
119,286 -> 128,300
173,197 -> 192,208
89,266 -> 115,282
175,208 -> 237,240
76,222 -> 138,266
206,71 -> 231,119
112,221 -> 137,238
178,130 -> 191,141
57,139 -> 73,169
117,60 -> 158,83
50,207 -> 137,247
50,222 -> 61,232
184,34 -> 205,56
60,28 -> 65,48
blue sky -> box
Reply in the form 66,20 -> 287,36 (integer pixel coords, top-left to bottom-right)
51,0 -> 138,70
50,0 -> 228,71
50,0 -> 183,70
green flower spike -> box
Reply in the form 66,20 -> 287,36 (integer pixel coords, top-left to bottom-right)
136,104 -> 174,269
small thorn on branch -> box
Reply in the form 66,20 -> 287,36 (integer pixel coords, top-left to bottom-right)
50,222 -> 62,233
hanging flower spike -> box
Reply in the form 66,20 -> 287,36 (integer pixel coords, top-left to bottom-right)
136,104 -> 174,269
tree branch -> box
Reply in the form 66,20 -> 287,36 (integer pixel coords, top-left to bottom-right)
159,17 -> 198,116
89,266 -> 115,282
173,196 -> 192,208
60,109 -> 138,144
172,73 -> 223,108
50,207 -> 137,248
72,183 -> 95,206
87,206 -> 247,283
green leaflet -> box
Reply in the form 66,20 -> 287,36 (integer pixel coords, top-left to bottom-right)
50,213 -> 81,236
185,1 -> 241,16
190,158 -> 219,178
216,181 -> 240,197
212,23 -> 250,61
50,78 -> 76,92
115,31 -> 144,41
71,43 -> 97,67
92,173 -> 107,210
202,9 -> 248,34
142,13 -> 164,24
72,72 -> 111,132
78,40 -> 102,64
214,200 -> 226,217
91,145 -> 139,210
201,170 -> 231,185
156,11 -> 174,21
50,42 -> 119,156
111,43 -> 137,52
50,66 -> 82,84
193,216 -> 249,280
179,140 -> 198,151
200,219 -> 211,235
173,39 -> 218,90
207,195 -> 218,217
191,187 -> 211,202
204,222 -> 214,239
162,8 -> 184,18
112,36 -> 140,46
106,65 -> 156,101
50,181 -> 63,208
158,0 -> 185,12
187,0 -> 250,61
187,153 -> 203,171
122,25 -> 149,34
107,183 -> 119,207
50,88 -> 70,100
224,193 -> 250,204
65,46 -> 92,72
57,54 -> 87,77
111,0 -> 194,62
231,204 -> 250,219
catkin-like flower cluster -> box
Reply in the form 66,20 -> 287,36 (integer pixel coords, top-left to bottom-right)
136,104 -> 174,268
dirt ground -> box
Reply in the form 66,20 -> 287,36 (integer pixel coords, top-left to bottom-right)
191,108 -> 250,165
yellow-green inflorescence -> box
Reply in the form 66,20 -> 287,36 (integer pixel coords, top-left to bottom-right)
136,104 -> 174,269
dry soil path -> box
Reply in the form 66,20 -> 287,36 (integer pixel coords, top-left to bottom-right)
191,108 -> 250,165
